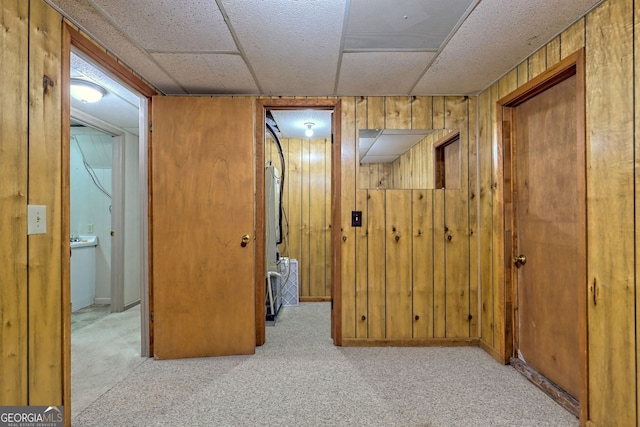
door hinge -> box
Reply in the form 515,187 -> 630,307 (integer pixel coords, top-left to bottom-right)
150,311 -> 154,322
149,121 -> 153,132
591,278 -> 597,306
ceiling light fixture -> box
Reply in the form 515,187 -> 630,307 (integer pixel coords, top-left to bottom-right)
304,122 -> 315,137
70,78 -> 107,103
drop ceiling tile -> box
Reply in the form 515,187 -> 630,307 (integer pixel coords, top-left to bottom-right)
345,0 -> 475,50
221,0 -> 347,95
337,52 -> 435,95
48,0 -> 184,94
412,0 -> 603,95
152,53 -> 259,94
91,0 -> 237,52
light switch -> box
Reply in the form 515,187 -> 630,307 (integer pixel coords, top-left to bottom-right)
352,211 -> 362,227
28,205 -> 47,235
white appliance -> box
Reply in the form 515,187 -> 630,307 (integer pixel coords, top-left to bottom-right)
71,235 -> 98,312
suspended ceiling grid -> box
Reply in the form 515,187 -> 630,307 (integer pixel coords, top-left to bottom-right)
46,0 -> 603,97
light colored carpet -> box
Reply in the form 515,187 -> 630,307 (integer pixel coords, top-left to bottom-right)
72,304 -> 144,418
72,303 -> 578,426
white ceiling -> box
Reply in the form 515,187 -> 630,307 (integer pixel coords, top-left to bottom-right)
359,129 -> 433,163
47,0 -> 603,97
71,53 -> 140,135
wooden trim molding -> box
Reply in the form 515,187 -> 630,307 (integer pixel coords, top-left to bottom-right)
497,48 -> 586,422
342,338 -> 479,347
65,23 -> 157,98
62,23 -> 158,424
511,357 -> 579,417
299,296 -> 332,302
479,339 -> 503,363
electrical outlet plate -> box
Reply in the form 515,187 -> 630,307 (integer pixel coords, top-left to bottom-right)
27,205 -> 47,235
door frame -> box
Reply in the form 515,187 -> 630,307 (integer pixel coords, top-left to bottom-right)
497,49 -> 586,420
255,99 -> 342,346
62,23 -> 157,413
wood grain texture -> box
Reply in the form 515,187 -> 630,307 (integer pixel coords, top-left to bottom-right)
433,190 -> 446,337
499,70 -> 518,99
28,0 -> 63,404
478,88 -> 494,350
385,96 -> 411,129
467,96 -> 479,338
586,0 -> 636,424
325,137 -> 332,297
308,138 -> 326,297
355,97 -> 369,338
342,337 -> 479,347
490,81 -> 507,362
0,0 -> 28,405
546,36 -> 561,67
367,96 -> 385,129
432,96 -> 446,129
411,96 -> 433,129
529,46 -> 547,79
341,97 -> 357,339
514,75 -> 581,399
152,96 -> 255,359
300,139 -> 311,296
636,0 -> 640,420
412,190 -> 434,338
385,191 -> 412,338
517,62 -> 529,88
561,19 -> 585,60
61,22 -> 71,420
288,138 -> 303,293
444,97 -> 470,338
367,190 -> 386,338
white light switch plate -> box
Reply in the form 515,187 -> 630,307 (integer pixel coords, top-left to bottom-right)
28,205 -> 47,235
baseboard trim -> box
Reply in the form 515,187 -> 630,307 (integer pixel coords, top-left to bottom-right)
299,296 -> 331,302
510,357 -> 579,418
342,337 -> 479,347
479,339 -> 507,364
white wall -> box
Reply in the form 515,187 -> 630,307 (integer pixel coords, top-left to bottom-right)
70,127 -> 112,304
123,131 -> 141,307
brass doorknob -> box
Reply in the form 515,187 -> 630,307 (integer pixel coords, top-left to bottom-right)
513,254 -> 526,268
242,234 -> 251,244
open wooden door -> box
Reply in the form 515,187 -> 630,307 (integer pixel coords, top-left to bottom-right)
151,96 -> 255,359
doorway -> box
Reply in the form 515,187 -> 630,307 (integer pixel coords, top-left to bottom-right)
498,50 -> 586,419
63,23 -> 157,415
255,99 -> 342,346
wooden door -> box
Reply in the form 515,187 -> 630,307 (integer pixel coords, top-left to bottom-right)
512,74 -> 583,402
152,97 -> 255,359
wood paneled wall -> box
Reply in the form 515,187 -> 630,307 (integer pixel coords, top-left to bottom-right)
391,129 -> 456,190
340,96 -> 479,343
0,0 -> 64,406
476,0 -> 638,424
266,137 -> 332,298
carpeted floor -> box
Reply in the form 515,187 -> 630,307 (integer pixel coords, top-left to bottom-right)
72,302 -> 578,426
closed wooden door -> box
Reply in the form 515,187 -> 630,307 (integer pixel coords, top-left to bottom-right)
513,74 -> 583,401
152,97 -> 255,359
